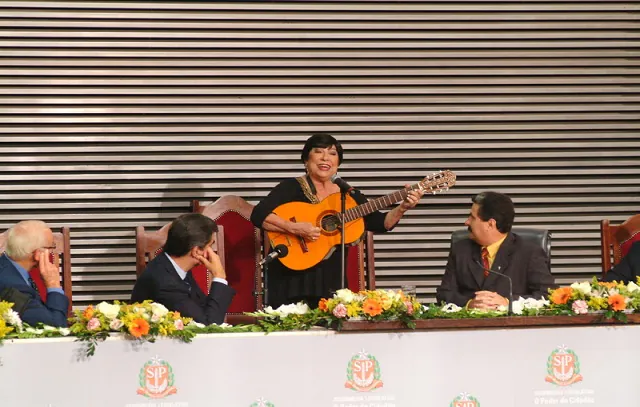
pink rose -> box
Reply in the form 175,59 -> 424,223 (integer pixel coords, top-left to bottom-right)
332,303 -> 347,318
404,301 -> 414,315
572,300 -> 588,315
174,319 -> 184,330
87,317 -> 101,331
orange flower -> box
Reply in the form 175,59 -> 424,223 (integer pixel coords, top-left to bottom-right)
599,281 -> 618,289
83,305 -> 94,319
129,318 -> 150,338
362,298 -> 383,317
608,294 -> 626,311
550,287 -> 573,305
318,298 -> 328,312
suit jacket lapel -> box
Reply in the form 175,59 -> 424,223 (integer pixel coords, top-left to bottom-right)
481,233 -> 514,289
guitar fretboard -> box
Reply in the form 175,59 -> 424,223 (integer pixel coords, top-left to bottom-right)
343,183 -> 419,223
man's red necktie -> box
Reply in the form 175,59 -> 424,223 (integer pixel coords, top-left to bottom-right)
481,247 -> 490,277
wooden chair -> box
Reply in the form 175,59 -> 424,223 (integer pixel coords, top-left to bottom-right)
192,196 -> 262,324
0,226 -> 73,312
135,222 -> 225,295
347,231 -> 376,291
601,214 -> 640,275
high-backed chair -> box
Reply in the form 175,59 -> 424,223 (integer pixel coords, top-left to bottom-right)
347,231 -> 376,291
451,227 -> 552,260
0,227 -> 73,312
135,222 -> 225,295
192,196 -> 263,324
601,214 -> 640,274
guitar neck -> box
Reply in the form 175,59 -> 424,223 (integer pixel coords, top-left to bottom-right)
344,183 -> 418,222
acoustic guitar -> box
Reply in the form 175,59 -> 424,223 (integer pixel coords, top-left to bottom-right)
266,170 -> 456,270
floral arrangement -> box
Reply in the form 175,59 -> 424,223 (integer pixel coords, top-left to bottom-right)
4,278 -> 640,353
69,300 -> 196,356
547,277 -> 640,320
317,289 -> 423,328
246,302 -> 316,332
0,301 -> 22,342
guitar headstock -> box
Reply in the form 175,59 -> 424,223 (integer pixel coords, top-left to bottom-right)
418,170 -> 457,194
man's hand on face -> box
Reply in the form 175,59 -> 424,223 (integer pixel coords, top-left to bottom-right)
37,249 -> 61,289
194,246 -> 226,280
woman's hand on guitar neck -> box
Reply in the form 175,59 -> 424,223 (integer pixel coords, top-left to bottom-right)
399,187 -> 424,212
291,222 -> 321,242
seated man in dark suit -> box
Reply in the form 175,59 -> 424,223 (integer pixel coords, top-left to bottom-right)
131,213 -> 235,325
0,220 -> 69,327
436,191 -> 556,309
602,241 -> 640,283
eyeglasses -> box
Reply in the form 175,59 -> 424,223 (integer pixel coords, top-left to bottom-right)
39,244 -> 57,253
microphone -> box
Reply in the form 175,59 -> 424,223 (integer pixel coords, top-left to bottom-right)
259,244 -> 289,267
330,174 -> 354,193
474,260 -> 513,315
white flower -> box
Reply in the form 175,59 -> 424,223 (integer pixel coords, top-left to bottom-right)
335,289 -> 356,303
511,296 -> 549,315
58,328 -> 70,336
25,327 -> 43,334
608,288 -> 620,297
628,281 -> 640,293
150,314 -> 161,323
273,302 -> 310,318
385,289 -> 402,301
441,303 -> 462,313
96,302 -> 120,320
3,309 -> 23,332
42,325 -> 57,332
511,300 -> 524,315
150,302 -> 169,318
187,321 -> 205,329
570,281 -> 592,296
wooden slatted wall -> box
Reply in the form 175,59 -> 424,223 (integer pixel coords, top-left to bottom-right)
0,1 -> 638,307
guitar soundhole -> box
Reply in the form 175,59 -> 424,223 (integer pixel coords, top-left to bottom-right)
321,214 -> 341,233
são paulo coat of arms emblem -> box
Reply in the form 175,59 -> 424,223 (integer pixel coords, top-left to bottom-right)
545,345 -> 583,386
344,349 -> 383,392
450,392 -> 480,407
136,355 -> 178,399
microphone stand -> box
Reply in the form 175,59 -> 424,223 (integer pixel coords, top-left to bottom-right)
340,187 -> 347,290
263,261 -> 269,306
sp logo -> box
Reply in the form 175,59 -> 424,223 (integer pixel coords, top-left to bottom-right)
545,345 -> 583,386
136,355 -> 178,399
450,392 -> 480,407
344,349 -> 383,392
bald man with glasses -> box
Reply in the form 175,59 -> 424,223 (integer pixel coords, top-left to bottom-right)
0,220 -> 69,327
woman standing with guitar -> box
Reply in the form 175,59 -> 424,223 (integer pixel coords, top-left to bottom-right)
250,134 -> 424,308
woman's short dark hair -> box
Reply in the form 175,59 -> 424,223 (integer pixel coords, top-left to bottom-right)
471,191 -> 515,233
163,213 -> 218,257
300,133 -> 343,165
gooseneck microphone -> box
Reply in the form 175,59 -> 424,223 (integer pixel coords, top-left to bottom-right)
474,260 -> 513,315
259,244 -> 289,267
330,174 -> 354,193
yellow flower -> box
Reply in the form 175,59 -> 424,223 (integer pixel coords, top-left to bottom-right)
380,295 -> 393,311
346,303 -> 361,318
0,319 -> 13,338
587,297 -> 607,310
